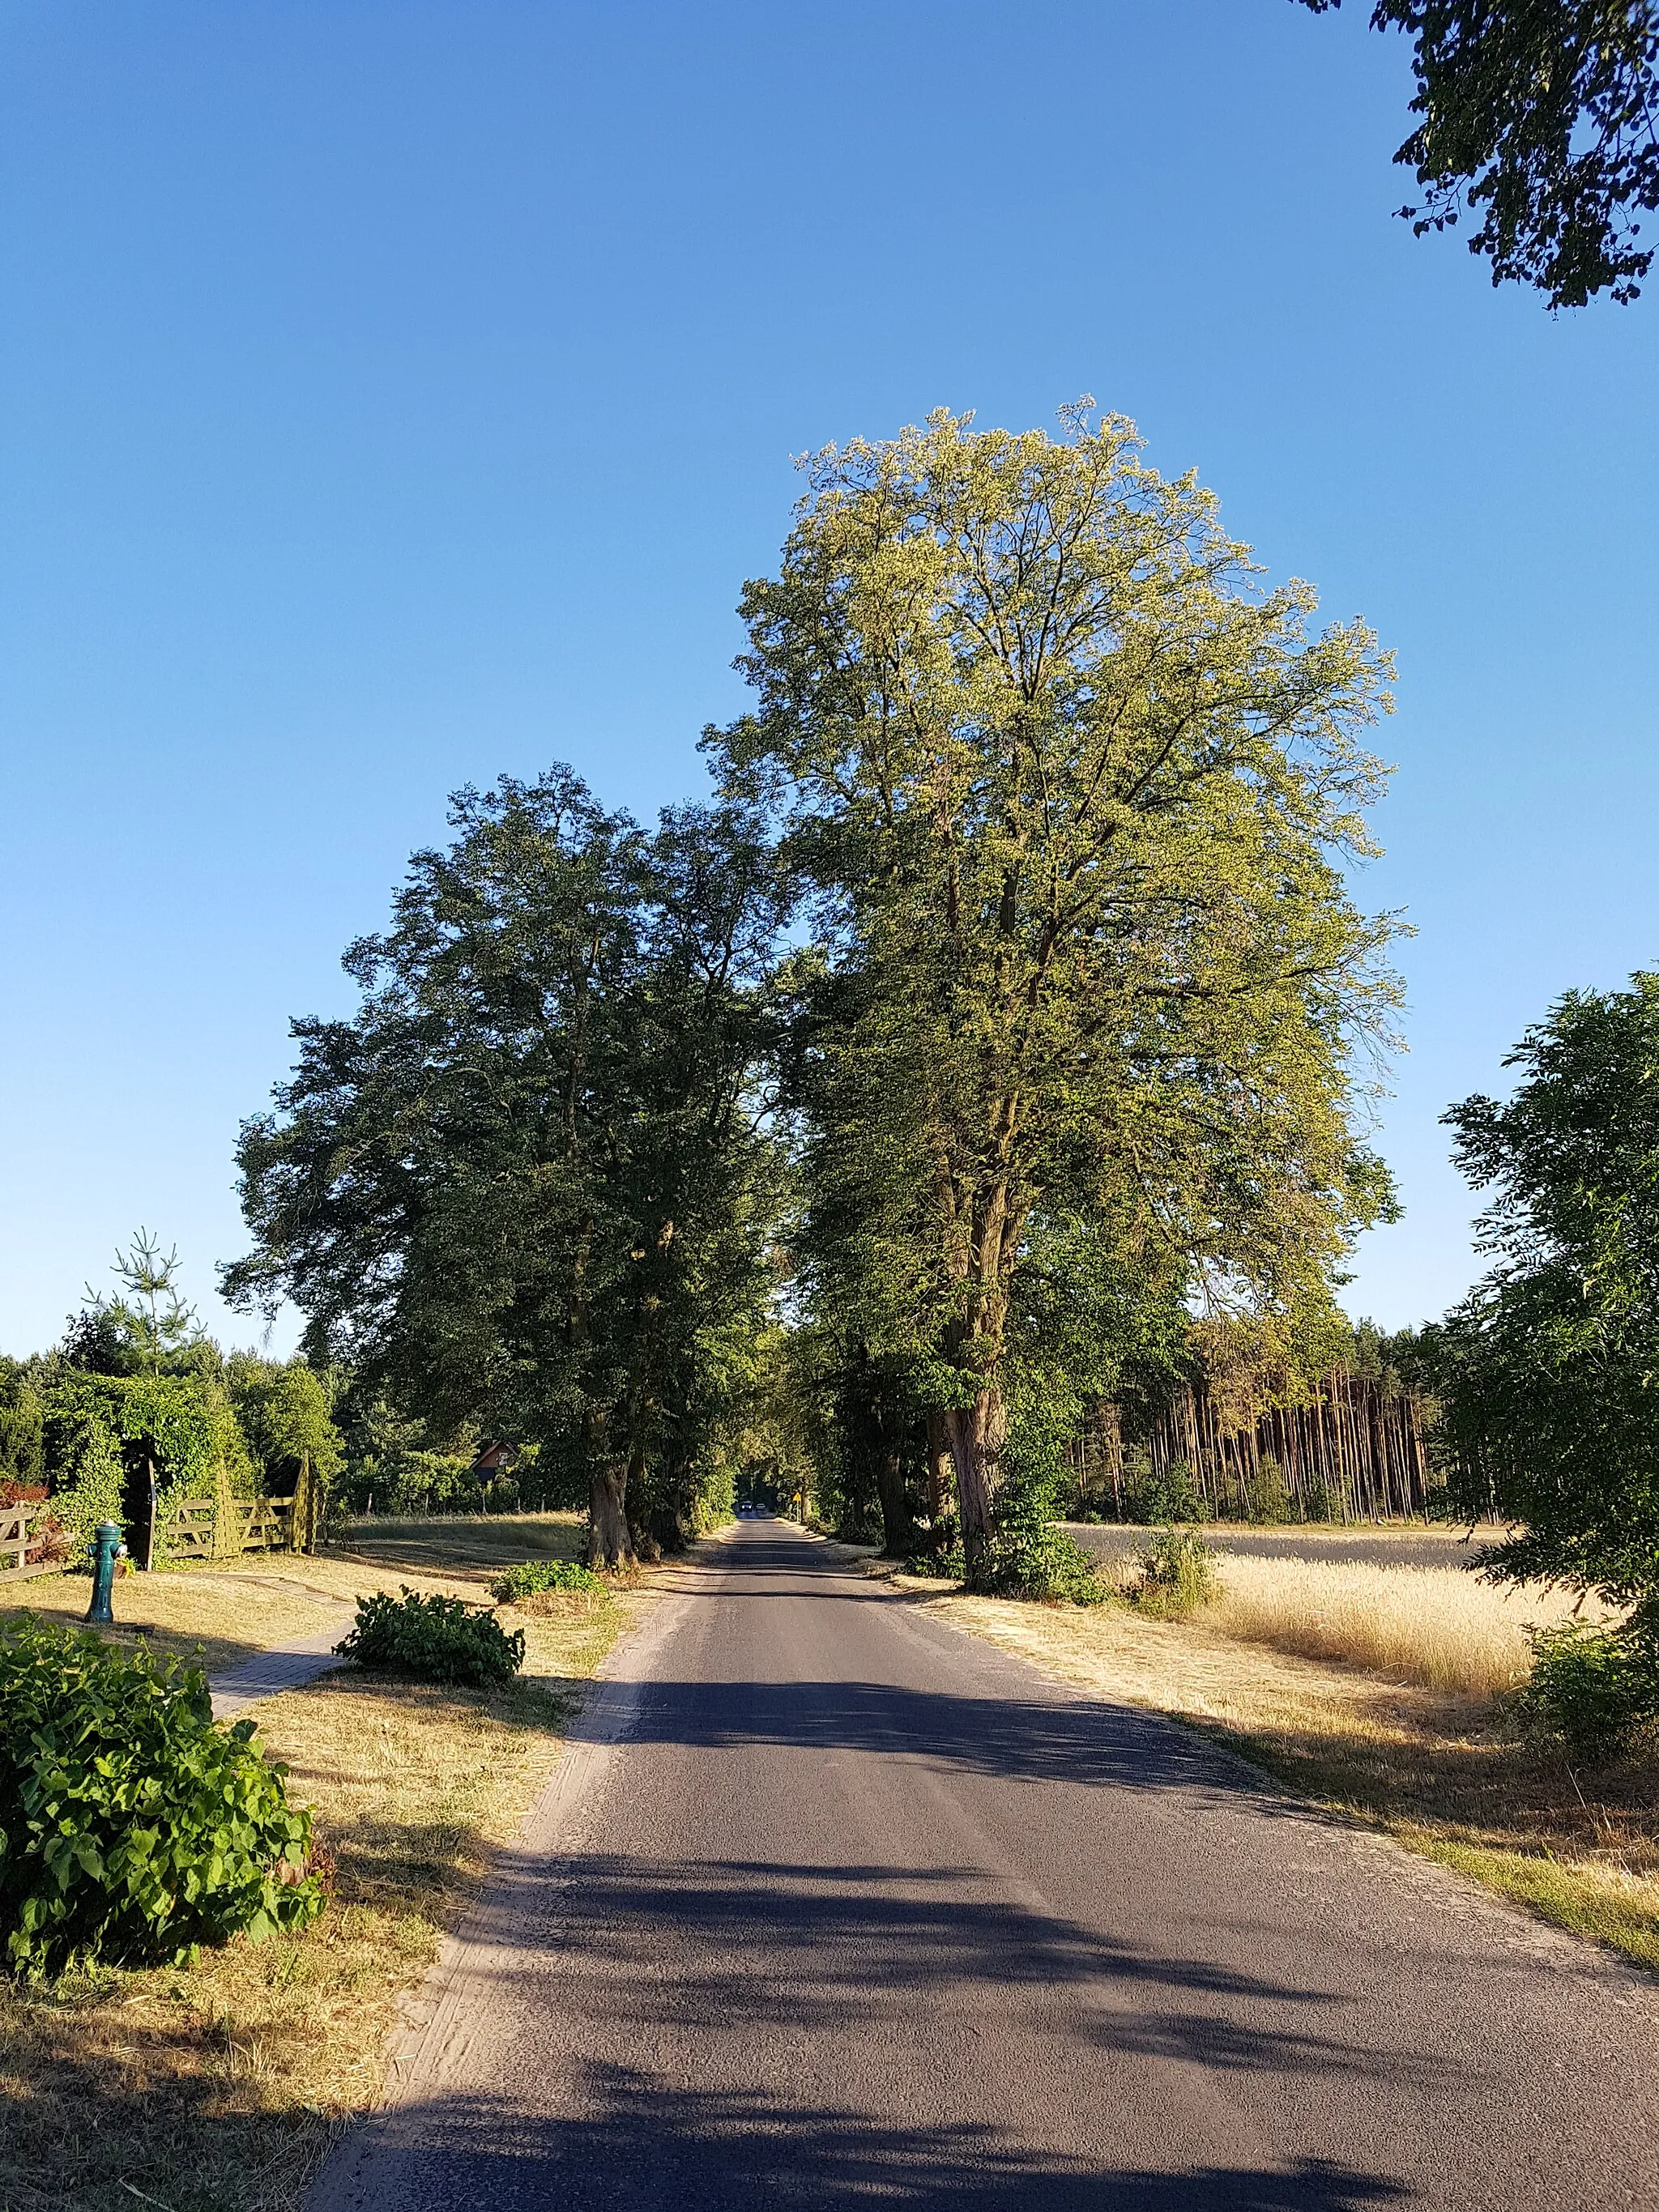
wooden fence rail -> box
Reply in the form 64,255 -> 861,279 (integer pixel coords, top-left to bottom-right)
0,1503 -> 66,1583
156,1493 -> 298,1562
0,1489 -> 313,1581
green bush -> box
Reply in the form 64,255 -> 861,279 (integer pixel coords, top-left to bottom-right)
0,1620 -> 322,1973
901,1544 -> 966,1581
1299,1477 -> 1341,1524
1131,1525 -> 1220,1619
492,1558 -> 608,1602
335,1587 -> 526,1687
1243,1455 -> 1291,1524
1120,1454 -> 1207,1526
1517,1607 -> 1659,1760
970,1486 -> 1107,1605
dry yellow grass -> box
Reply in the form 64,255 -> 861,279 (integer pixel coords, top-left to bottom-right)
1202,1554 -> 1615,1697
0,1535 -> 645,2212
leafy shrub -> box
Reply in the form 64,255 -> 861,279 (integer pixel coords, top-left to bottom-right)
970,1486 -> 1106,1605
1243,1455 -> 1292,1525
1130,1526 -> 1220,1619
0,1619 -> 322,1972
901,1544 -> 966,1581
1299,1477 -> 1340,1524
1517,1607 -> 1659,1759
1121,1454 -> 1206,1526
492,1558 -> 608,1602
335,1587 -> 526,1687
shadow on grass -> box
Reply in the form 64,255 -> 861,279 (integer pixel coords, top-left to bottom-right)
330,1515 -> 586,1578
0,1971 -> 336,2212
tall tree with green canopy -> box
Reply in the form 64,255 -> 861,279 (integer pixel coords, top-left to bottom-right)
713,406 -> 1401,1572
1433,971 -> 1659,1602
1298,2 -> 1659,305
223,770 -> 786,1566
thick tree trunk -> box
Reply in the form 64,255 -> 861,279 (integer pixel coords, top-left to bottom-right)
925,1410 -> 953,1527
873,1446 -> 914,1558
625,1447 -> 664,1562
944,1387 -> 1004,1576
586,1461 -> 635,1570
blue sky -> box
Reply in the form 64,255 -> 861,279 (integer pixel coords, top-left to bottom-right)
2,0 -> 1655,1354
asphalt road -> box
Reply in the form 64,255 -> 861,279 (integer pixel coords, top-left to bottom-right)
313,1520 -> 1659,2212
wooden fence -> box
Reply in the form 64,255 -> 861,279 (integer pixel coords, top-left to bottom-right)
0,1502 -> 64,1583
159,1492 -> 299,1562
0,1478 -> 317,1582
1068,1372 -> 1432,1523
156,1449 -> 322,1563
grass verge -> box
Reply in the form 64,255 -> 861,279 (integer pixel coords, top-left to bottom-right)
881,1570 -> 1659,1977
0,1512 -> 594,1679
0,1524 -> 640,2212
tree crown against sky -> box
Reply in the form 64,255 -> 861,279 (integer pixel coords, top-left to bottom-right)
1431,971 -> 1659,1600
222,770 -> 789,1565
1300,1 -> 1659,304
710,405 -> 1404,1563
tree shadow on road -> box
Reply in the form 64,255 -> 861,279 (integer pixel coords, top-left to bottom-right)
325,2070 -> 1415,2212
453,1850 -> 1461,2098
321,2080 -> 1409,2211
576,1669 -> 1285,1805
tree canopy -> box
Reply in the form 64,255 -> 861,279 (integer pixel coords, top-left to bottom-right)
1299,2 -> 1659,305
222,407 -> 1404,1574
1431,971 -> 1659,1600
711,406 -> 1401,1567
223,771 -> 788,1565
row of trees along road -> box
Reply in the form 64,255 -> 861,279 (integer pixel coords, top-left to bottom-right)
226,409 -> 1405,1573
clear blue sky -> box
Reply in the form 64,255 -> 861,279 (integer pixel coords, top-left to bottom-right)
2,0 -> 1655,1356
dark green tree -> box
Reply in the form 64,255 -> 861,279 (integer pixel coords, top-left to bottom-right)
1434,971 -> 1659,1600
223,771 -> 787,1567
1299,2 -> 1659,305
0,1361 -> 44,1490
225,1356 -> 344,1495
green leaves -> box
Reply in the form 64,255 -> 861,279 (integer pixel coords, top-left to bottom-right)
0,1620 -> 323,1974
1299,2 -> 1659,307
1434,972 -> 1659,1605
490,1558 -> 608,1602
335,1587 -> 527,1688
716,406 -> 1401,1552
224,774 -> 789,1554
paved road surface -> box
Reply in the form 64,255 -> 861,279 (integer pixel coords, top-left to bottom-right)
1063,1525 -> 1499,1574
313,1521 -> 1659,2212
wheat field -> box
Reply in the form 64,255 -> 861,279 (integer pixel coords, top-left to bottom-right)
1205,1554 -> 1613,1697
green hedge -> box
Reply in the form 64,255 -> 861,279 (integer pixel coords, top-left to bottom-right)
0,1621 -> 323,1972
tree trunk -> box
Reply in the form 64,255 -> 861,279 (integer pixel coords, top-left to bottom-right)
925,1410 -> 953,1527
873,1446 -> 914,1558
944,1387 -> 1004,1576
586,1461 -> 635,1570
